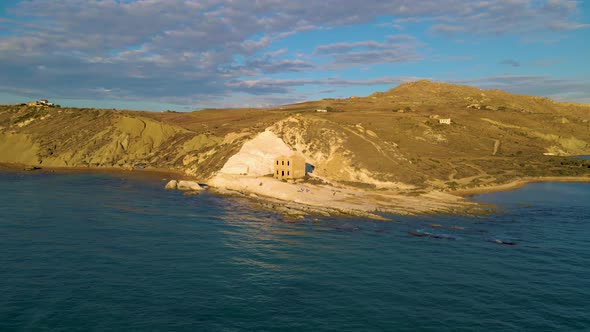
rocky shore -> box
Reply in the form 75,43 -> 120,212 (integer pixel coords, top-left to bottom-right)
4,161 -> 590,220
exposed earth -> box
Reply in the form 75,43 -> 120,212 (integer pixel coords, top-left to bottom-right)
2,81 -> 589,217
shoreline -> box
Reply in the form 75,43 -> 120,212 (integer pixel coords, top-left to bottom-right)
2,162 -> 590,217
453,176 -> 590,197
0,162 -> 191,181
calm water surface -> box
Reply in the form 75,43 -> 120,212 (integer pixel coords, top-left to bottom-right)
1,172 -> 589,331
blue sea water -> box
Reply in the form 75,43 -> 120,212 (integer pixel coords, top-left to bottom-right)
1,171 -> 589,331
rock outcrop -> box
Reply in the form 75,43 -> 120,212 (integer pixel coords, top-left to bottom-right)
164,179 -> 203,191
177,180 -> 203,191
217,130 -> 295,177
165,180 -> 178,190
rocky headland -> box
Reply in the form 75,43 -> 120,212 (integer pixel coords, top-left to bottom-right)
2,81 -> 590,218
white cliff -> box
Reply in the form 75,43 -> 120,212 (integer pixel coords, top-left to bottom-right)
217,130 -> 295,176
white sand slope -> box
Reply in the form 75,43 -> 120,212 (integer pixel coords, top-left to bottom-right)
209,129 -> 472,217
218,130 -> 295,176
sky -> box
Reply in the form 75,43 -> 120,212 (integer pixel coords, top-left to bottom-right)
0,0 -> 588,111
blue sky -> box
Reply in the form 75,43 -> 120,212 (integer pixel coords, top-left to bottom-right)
0,0 -> 588,111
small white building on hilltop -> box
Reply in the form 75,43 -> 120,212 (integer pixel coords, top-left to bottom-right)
27,99 -> 54,107
439,118 -> 451,125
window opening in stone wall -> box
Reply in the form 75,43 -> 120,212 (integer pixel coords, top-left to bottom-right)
282,161 -> 284,165
282,171 -> 284,176
287,161 -> 290,166
287,171 -> 290,176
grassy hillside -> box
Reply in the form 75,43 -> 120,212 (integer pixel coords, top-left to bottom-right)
1,80 -> 589,190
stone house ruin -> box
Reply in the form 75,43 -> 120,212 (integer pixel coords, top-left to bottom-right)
274,154 -> 306,180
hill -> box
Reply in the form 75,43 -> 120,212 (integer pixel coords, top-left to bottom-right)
1,80 -> 590,196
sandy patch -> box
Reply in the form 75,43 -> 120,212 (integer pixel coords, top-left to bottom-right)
209,173 -> 474,218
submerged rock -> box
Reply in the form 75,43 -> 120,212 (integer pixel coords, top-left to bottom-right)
488,239 -> 516,246
408,231 -> 456,240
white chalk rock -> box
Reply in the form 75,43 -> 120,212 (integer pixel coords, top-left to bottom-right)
218,130 -> 294,176
165,180 -> 178,190
177,180 -> 203,191
222,164 -> 249,175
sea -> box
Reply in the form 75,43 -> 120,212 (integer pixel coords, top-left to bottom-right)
1,170 -> 589,331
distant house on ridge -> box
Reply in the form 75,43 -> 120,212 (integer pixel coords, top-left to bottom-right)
27,99 -> 54,107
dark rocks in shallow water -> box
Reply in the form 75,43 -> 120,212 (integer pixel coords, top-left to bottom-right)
488,239 -> 517,246
335,224 -> 361,232
461,229 -> 488,235
427,233 -> 456,240
24,166 -> 42,171
408,231 -> 455,240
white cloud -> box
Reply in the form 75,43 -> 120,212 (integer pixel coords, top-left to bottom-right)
499,59 -> 521,67
453,75 -> 590,102
315,35 -> 423,67
225,76 -> 421,95
0,0 -> 586,106
428,0 -> 589,35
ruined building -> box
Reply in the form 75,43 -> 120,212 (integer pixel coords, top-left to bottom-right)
274,154 -> 306,181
